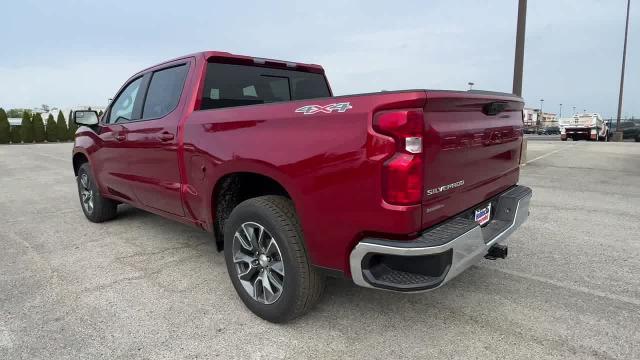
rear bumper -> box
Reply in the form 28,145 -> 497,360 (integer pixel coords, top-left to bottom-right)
349,185 -> 532,292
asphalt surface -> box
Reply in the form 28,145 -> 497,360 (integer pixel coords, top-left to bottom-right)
1,141 -> 639,359
525,134 -> 562,141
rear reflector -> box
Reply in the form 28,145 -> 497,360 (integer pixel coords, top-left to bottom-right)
382,153 -> 423,205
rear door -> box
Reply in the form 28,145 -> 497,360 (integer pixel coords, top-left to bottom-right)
122,61 -> 190,216
421,91 -> 524,228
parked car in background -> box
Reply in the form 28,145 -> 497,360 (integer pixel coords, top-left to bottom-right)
71,51 -> 532,322
543,126 -> 560,135
559,113 -> 608,141
608,121 -> 640,141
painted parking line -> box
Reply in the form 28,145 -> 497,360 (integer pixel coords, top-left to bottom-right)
522,143 -> 577,167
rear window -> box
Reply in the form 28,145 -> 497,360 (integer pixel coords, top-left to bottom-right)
200,62 -> 330,110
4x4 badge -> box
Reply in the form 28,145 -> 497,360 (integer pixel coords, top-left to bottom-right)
295,102 -> 352,115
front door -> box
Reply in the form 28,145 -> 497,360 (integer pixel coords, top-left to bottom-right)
93,76 -> 144,202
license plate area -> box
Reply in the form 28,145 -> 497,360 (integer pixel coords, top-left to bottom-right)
474,203 -> 492,226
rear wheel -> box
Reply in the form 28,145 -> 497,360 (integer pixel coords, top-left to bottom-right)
77,163 -> 118,222
224,195 -> 325,323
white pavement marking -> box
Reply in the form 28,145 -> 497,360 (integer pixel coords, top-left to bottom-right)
481,265 -> 640,307
0,326 -> 13,349
522,143 -> 577,166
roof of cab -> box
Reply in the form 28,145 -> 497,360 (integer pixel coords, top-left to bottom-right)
135,51 -> 325,76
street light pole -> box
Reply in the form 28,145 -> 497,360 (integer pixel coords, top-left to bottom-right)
512,0 -> 527,96
573,106 -> 576,116
559,103 -> 563,118
615,0 -> 631,141
538,99 -> 544,133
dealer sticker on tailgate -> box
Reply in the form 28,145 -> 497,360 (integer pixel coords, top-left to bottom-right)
474,203 -> 492,226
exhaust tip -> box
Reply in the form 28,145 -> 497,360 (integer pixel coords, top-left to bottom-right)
485,244 -> 508,260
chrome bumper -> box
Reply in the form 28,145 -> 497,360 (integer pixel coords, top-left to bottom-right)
349,185 -> 532,292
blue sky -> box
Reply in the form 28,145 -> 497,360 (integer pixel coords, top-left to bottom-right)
0,0 -> 637,118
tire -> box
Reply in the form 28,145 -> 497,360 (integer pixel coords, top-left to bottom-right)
77,163 -> 118,223
223,195 -> 325,323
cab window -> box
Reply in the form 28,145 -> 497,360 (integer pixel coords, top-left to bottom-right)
199,62 -> 330,110
142,64 -> 188,119
108,77 -> 142,124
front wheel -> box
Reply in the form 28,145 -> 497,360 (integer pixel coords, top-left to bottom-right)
224,195 -> 325,323
77,163 -> 118,222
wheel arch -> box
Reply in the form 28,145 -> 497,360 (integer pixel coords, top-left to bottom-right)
72,151 -> 90,176
211,171 -> 295,251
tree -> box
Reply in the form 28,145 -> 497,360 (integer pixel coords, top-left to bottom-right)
32,113 -> 46,142
45,114 -> 57,142
7,108 -> 31,118
56,111 -> 69,141
0,108 -> 10,144
10,125 -> 22,144
20,111 -> 34,143
98,110 -> 104,117
68,109 -> 78,138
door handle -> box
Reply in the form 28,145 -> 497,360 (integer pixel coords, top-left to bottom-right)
114,133 -> 126,141
158,132 -> 175,141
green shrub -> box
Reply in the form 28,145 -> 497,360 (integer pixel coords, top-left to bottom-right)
68,110 -> 78,139
46,114 -> 57,142
20,111 -> 34,143
32,113 -> 46,142
10,125 -> 22,143
56,111 -> 69,141
0,108 -> 10,144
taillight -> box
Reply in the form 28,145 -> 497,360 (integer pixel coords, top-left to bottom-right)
373,110 -> 424,205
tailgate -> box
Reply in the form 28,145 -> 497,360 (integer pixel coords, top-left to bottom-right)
421,91 -> 524,229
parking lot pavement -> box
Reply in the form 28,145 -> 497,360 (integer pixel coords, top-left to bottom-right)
524,134 -> 561,141
1,141 -> 639,359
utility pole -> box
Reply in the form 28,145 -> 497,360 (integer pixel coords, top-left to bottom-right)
615,0 -> 632,141
512,0 -> 527,96
573,106 -> 576,116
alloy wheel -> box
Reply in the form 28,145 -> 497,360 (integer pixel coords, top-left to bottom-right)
232,222 -> 285,304
80,173 -> 94,214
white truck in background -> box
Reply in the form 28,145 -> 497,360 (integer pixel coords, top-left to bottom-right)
559,113 -> 608,141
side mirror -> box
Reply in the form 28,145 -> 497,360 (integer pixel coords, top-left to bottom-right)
74,110 -> 99,126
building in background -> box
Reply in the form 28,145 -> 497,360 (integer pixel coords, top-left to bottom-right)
523,108 -> 557,133
523,108 -> 538,128
8,118 -> 22,128
540,112 -> 558,128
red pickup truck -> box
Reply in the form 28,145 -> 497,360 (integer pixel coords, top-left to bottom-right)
72,51 -> 532,322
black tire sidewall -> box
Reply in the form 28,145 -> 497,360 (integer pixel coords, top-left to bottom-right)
77,163 -> 116,222
223,198 -> 306,323
77,164 -> 95,219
